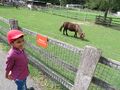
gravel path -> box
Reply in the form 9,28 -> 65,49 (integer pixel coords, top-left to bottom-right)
0,49 -> 42,90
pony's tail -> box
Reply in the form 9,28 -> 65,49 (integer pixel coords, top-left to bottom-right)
59,25 -> 63,32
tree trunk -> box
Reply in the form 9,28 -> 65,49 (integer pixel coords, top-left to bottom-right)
104,8 -> 109,20
104,0 -> 110,20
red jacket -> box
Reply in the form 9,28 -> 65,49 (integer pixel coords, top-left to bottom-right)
6,47 -> 29,80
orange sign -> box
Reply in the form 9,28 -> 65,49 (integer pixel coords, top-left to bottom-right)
36,34 -> 48,48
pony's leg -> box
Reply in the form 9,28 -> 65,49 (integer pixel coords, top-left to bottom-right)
63,29 -> 66,35
76,32 -> 77,37
74,32 -> 77,38
66,29 -> 68,36
74,32 -> 75,37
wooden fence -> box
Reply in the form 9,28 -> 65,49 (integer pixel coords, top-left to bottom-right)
95,15 -> 112,26
0,17 -> 120,90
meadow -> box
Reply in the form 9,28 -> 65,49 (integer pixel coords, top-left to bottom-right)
0,5 -> 120,90
0,6 -> 120,61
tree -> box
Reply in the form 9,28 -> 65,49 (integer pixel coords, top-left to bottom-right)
59,0 -> 85,6
39,0 -> 60,5
86,0 -> 120,19
47,0 -> 60,4
60,0 -> 67,6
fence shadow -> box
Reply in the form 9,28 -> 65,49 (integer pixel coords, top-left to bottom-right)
81,38 -> 90,42
63,35 -> 90,42
0,4 -> 13,8
96,23 -> 120,31
110,24 -> 120,31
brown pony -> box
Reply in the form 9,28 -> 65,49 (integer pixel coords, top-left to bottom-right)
59,22 -> 85,39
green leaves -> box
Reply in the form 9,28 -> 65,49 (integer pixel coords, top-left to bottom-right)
86,0 -> 120,12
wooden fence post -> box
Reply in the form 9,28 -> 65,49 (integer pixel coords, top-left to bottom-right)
72,46 -> 101,90
9,19 -> 20,30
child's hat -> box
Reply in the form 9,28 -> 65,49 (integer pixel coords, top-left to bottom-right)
7,29 -> 24,44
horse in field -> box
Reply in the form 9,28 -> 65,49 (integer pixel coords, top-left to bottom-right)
59,22 -> 85,39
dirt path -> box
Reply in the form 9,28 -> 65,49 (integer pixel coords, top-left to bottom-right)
0,49 -> 42,90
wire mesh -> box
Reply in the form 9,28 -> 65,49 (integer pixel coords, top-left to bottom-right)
38,6 -> 104,22
0,21 -> 80,88
0,21 -> 9,36
24,29 -> 82,84
89,61 -> 120,90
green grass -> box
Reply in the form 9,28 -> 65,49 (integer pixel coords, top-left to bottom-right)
0,6 -> 120,90
0,21 -> 9,28
94,63 -> 120,89
40,7 -> 120,24
0,6 -> 120,61
41,8 -> 102,21
29,64 -> 68,90
25,45 -> 76,84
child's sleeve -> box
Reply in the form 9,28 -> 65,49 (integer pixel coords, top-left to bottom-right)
6,56 -> 15,72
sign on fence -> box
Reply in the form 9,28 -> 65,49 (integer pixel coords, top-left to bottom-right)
36,34 -> 48,48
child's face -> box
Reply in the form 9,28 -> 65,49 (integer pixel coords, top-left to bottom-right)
11,36 -> 25,50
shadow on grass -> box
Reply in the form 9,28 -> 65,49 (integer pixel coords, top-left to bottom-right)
110,24 -> 120,31
96,23 -> 120,31
63,34 -> 90,42
0,4 -> 14,8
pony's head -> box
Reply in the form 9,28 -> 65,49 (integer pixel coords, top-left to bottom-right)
80,33 -> 85,39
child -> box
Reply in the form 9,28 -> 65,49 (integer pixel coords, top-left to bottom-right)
5,29 -> 33,90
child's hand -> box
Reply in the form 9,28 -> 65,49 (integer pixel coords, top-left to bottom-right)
7,74 -> 13,80
5,72 -> 13,80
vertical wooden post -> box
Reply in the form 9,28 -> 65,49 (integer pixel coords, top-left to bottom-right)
72,46 -> 101,90
9,19 -> 19,30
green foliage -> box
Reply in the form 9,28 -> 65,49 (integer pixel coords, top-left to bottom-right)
47,0 -> 60,4
59,0 -> 84,6
86,0 -> 120,20
86,0 -> 120,12
60,0 -> 67,6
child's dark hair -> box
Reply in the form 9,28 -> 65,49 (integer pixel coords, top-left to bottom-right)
11,35 -> 24,44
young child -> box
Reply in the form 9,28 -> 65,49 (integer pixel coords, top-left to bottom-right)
5,29 -> 33,90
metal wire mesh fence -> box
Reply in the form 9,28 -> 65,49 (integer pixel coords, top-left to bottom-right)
23,28 -> 82,84
35,6 -> 120,26
0,17 -> 120,90
37,6 -> 104,22
0,20 -> 83,89
89,57 -> 120,90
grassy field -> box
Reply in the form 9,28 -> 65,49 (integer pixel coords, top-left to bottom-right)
40,7 -> 120,24
42,7 -> 105,22
0,6 -> 120,61
0,5 -> 120,89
